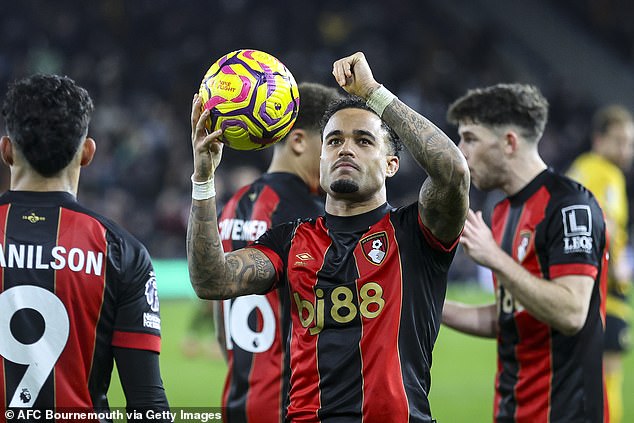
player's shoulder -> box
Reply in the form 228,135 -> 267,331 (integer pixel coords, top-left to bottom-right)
72,202 -> 144,245
542,172 -> 605,229
283,215 -> 319,233
65,202 -> 152,270
386,202 -> 418,223
547,171 -> 598,203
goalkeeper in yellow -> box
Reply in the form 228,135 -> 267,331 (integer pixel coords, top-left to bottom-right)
567,105 -> 634,423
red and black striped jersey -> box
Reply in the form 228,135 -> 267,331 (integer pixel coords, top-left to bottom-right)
490,169 -> 608,423
218,173 -> 324,423
252,202 -> 457,423
0,191 -> 163,418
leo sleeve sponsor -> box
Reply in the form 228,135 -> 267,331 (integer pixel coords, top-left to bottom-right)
561,205 -> 593,254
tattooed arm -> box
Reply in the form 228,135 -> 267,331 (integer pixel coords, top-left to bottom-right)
187,94 -> 276,300
187,201 -> 275,299
332,52 -> 470,243
383,99 -> 469,243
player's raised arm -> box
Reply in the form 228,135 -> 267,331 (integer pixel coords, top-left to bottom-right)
332,52 -> 470,243
186,94 -> 276,299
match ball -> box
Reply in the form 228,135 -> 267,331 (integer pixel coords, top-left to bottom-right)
198,49 -> 299,150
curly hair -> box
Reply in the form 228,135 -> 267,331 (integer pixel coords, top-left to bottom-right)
2,74 -> 94,176
446,83 -> 549,143
319,96 -> 402,157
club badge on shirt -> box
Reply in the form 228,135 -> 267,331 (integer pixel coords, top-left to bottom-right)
361,232 -> 388,265
517,231 -> 532,263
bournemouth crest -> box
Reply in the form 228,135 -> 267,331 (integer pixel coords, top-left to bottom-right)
361,232 -> 388,265
516,230 -> 532,263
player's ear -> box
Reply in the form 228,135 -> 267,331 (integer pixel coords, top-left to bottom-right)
80,137 -> 96,167
504,131 -> 519,155
288,129 -> 308,155
0,136 -> 14,166
385,155 -> 399,178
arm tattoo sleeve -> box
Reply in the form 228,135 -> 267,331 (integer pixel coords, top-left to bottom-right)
186,200 -> 275,299
382,100 -> 469,242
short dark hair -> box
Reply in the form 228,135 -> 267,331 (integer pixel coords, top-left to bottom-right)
446,83 -> 549,142
592,104 -> 633,136
2,74 -> 94,176
319,96 -> 402,157
293,82 -> 343,133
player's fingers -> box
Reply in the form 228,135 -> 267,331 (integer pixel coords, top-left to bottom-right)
464,212 -> 476,230
461,219 -> 478,244
458,235 -> 471,253
465,208 -> 480,225
208,128 -> 223,142
199,128 -> 221,149
332,61 -> 346,87
474,210 -> 486,224
209,135 -> 224,155
342,59 -> 353,80
195,109 -> 210,137
347,52 -> 367,76
191,94 -> 202,128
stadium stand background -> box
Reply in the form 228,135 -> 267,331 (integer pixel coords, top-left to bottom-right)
1,0 -> 633,280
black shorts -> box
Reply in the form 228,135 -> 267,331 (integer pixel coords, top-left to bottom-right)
605,314 -> 630,352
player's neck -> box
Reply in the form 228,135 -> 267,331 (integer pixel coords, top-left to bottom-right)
325,187 -> 387,216
10,165 -> 79,196
503,155 -> 547,196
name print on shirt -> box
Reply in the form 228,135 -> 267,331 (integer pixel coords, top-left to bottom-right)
0,243 -> 104,276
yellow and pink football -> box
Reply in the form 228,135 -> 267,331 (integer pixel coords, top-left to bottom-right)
198,49 -> 299,150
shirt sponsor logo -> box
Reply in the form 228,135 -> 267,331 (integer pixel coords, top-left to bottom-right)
360,232 -> 388,265
143,312 -> 161,330
294,282 -> 386,335
0,243 -> 104,275
145,272 -> 160,312
561,205 -> 593,254
218,218 -> 268,242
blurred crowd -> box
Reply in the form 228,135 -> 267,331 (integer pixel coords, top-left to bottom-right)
1,0 -> 633,273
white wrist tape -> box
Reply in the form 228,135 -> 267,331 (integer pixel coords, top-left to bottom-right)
366,85 -> 397,117
191,175 -> 216,200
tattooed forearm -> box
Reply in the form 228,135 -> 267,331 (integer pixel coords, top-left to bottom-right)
382,99 -> 470,242
186,199 -> 276,299
186,199 -> 227,298
224,250 -> 276,295
250,249 -> 274,281
383,100 -> 466,183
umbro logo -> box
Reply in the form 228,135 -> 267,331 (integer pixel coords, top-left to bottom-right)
294,252 -> 314,266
